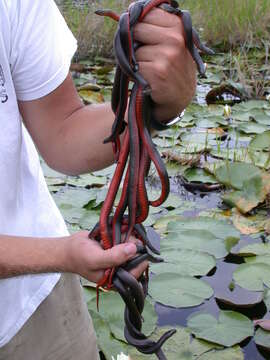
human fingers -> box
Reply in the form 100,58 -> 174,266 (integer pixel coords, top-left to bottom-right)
133,22 -> 185,46
93,242 -> 137,270
140,7 -> 180,27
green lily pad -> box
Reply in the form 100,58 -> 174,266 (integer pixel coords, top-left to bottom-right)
79,209 -> 100,230
128,326 -> 192,360
151,249 -> 216,276
245,255 -> 270,266
233,263 -> 270,291
222,175 -> 264,213
89,310 -> 128,359
163,229 -> 227,258
187,311 -> 253,347
53,187 -> 96,209
249,131 -> 270,151
215,162 -> 262,190
237,243 -> 270,257
191,342 -> 244,360
254,328 -> 270,351
128,327 -> 244,360
66,174 -> 107,187
236,100 -> 268,112
87,291 -> 157,342
183,167 -> 217,184
78,89 -> 104,104
166,217 -> 239,239
238,122 -> 268,134
149,273 -> 213,308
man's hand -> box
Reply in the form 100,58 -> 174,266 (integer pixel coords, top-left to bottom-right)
0,232 -> 148,282
134,7 -> 197,122
66,231 -> 148,283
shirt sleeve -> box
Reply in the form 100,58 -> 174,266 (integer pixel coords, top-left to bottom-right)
9,0 -> 77,101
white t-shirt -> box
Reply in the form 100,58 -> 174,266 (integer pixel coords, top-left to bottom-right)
0,0 -> 77,347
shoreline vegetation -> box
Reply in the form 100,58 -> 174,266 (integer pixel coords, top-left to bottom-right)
57,0 -> 270,98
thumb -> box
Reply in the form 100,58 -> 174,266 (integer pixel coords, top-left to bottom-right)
96,243 -> 137,269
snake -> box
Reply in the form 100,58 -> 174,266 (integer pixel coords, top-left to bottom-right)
89,1 -> 213,358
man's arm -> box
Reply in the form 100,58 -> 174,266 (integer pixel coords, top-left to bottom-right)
0,232 -> 146,282
19,8 -> 196,176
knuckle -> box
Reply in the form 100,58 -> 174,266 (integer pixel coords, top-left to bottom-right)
165,46 -> 180,64
170,28 -> 185,49
155,61 -> 168,80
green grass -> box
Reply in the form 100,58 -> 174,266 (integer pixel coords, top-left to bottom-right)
59,0 -> 270,58
59,0 -> 131,60
181,0 -> 270,49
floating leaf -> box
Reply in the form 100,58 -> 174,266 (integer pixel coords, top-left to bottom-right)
222,175 -> 265,213
151,249 -> 216,276
215,162 -> 261,190
163,229 -> 227,258
245,255 -> 270,266
249,131 -> 270,151
237,243 -> 270,257
166,217 -> 239,240
66,174 -> 107,187
89,310 -> 128,359
183,168 -> 217,184
232,209 -> 270,235
87,291 -> 157,342
254,328 -> 270,351
78,89 -> 104,104
237,122 -> 268,134
233,263 -> 270,291
187,311 -> 253,347
128,326 -> 192,360
191,339 -> 244,360
149,273 -> 213,308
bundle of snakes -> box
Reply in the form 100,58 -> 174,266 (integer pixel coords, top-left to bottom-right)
89,1 -> 213,358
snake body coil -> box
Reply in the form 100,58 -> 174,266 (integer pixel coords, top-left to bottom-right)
89,1 -> 213,358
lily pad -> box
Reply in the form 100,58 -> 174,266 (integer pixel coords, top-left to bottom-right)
237,243 -> 270,257
89,310 -> 128,359
166,217 -> 239,239
128,326 -> 192,360
254,328 -> 270,351
149,273 -> 213,308
163,229 -> 228,258
87,291 -> 157,342
222,174 -> 268,213
151,249 -> 216,276
183,167 -> 217,184
187,311 -> 253,347
237,122 -> 268,134
249,131 -> 270,151
232,209 -> 269,235
128,327 -> 244,360
245,255 -> 270,266
233,263 -> 270,291
215,162 -> 261,190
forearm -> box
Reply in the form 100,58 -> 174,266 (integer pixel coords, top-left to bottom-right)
0,234 -> 70,278
52,102 -> 120,175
